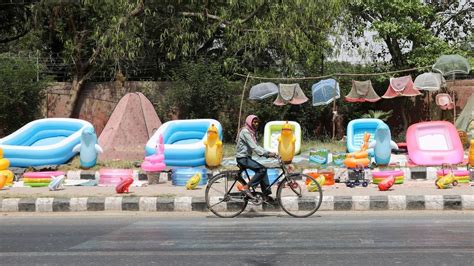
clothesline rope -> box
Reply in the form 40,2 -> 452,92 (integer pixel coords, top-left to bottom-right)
234,65 -> 433,141
233,65 -> 432,80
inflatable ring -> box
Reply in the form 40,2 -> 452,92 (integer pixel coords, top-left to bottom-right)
24,182 -> 50,187
23,178 -> 52,183
436,170 -> 470,183
372,170 -> 404,184
373,175 -> 404,184
23,171 -> 65,179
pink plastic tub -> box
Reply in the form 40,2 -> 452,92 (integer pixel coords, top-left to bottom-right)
406,121 -> 463,166
99,169 -> 133,186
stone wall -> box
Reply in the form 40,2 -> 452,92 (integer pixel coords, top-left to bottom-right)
45,81 -> 171,136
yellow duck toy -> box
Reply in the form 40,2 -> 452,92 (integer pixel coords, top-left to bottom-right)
278,122 -> 296,163
0,148 -> 14,188
307,175 -> 325,192
436,173 -> 457,189
186,172 -> 202,190
204,124 -> 223,167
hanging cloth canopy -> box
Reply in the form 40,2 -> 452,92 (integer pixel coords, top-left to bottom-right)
248,82 -> 279,100
345,80 -> 381,102
273,83 -> 308,106
382,75 -> 421,99
311,79 -> 340,106
413,72 -> 445,91
455,94 -> 474,133
435,93 -> 455,110
432,54 -> 471,76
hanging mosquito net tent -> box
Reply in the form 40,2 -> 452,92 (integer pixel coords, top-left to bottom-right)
414,72 -> 446,91
432,55 -> 471,76
248,82 -> 279,100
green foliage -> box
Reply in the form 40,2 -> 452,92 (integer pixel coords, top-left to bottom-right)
361,110 -> 393,121
34,0 -> 145,79
343,0 -> 472,68
0,54 -> 50,135
155,61 -> 241,141
144,0 -> 344,76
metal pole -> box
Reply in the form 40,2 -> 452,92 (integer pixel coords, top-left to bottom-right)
236,73 -> 250,142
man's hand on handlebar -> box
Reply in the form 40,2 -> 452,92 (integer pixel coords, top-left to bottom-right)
266,152 -> 278,158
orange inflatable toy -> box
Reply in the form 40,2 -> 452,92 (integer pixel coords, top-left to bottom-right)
344,132 -> 371,168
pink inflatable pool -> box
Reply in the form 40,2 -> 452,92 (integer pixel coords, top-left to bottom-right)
406,121 -> 463,166
99,169 -> 133,186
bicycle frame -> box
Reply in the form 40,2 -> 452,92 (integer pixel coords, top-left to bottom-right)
238,157 -> 292,196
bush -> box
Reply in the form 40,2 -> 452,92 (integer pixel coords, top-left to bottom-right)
0,54 -> 50,135
157,61 -> 241,141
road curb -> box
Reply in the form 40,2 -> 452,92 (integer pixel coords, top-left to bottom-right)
1,195 -> 473,212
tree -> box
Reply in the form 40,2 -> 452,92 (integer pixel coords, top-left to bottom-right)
344,0 -> 472,68
32,0 -> 145,117
142,0 -> 345,77
343,0 -> 472,130
0,53 -> 50,135
0,0 -> 36,45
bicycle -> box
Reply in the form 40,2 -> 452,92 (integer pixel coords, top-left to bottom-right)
205,156 -> 323,218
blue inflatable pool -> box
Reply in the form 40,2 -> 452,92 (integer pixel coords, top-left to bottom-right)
145,119 -> 223,167
171,167 -> 208,186
0,118 -> 93,167
346,118 -> 385,156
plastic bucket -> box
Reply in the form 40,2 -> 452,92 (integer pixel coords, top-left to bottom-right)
307,170 -> 334,186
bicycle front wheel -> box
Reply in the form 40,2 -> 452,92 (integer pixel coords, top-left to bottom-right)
277,173 -> 323,218
205,172 -> 248,218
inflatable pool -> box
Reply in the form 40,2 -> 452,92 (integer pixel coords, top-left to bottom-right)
145,119 -> 222,167
99,169 -> 133,186
0,118 -> 93,167
263,121 -> 301,154
406,121 -> 463,166
172,167 -> 208,186
346,118 -> 385,156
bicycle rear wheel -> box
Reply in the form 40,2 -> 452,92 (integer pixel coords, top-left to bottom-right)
205,172 -> 248,218
277,173 -> 322,218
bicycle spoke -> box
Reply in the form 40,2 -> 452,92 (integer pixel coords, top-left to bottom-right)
205,173 -> 248,218
277,174 -> 322,218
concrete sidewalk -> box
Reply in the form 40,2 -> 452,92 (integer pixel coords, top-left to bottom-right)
1,178 -> 473,213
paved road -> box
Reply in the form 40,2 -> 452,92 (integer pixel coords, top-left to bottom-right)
0,211 -> 473,265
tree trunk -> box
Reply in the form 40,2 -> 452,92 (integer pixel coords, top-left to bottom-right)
64,76 -> 84,118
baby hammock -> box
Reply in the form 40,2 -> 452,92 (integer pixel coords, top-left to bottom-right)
382,75 -> 421,99
345,80 -> 381,102
273,83 -> 309,106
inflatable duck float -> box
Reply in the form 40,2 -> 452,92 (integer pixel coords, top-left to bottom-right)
344,132 -> 371,168
204,124 -> 223,167
0,147 -> 14,189
368,123 -> 398,165
72,126 -> 103,169
278,122 -> 296,163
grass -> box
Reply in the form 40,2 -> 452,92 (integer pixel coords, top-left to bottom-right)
57,140 -> 346,171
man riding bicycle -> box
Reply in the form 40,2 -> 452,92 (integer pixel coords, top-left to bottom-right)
236,115 -> 277,203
